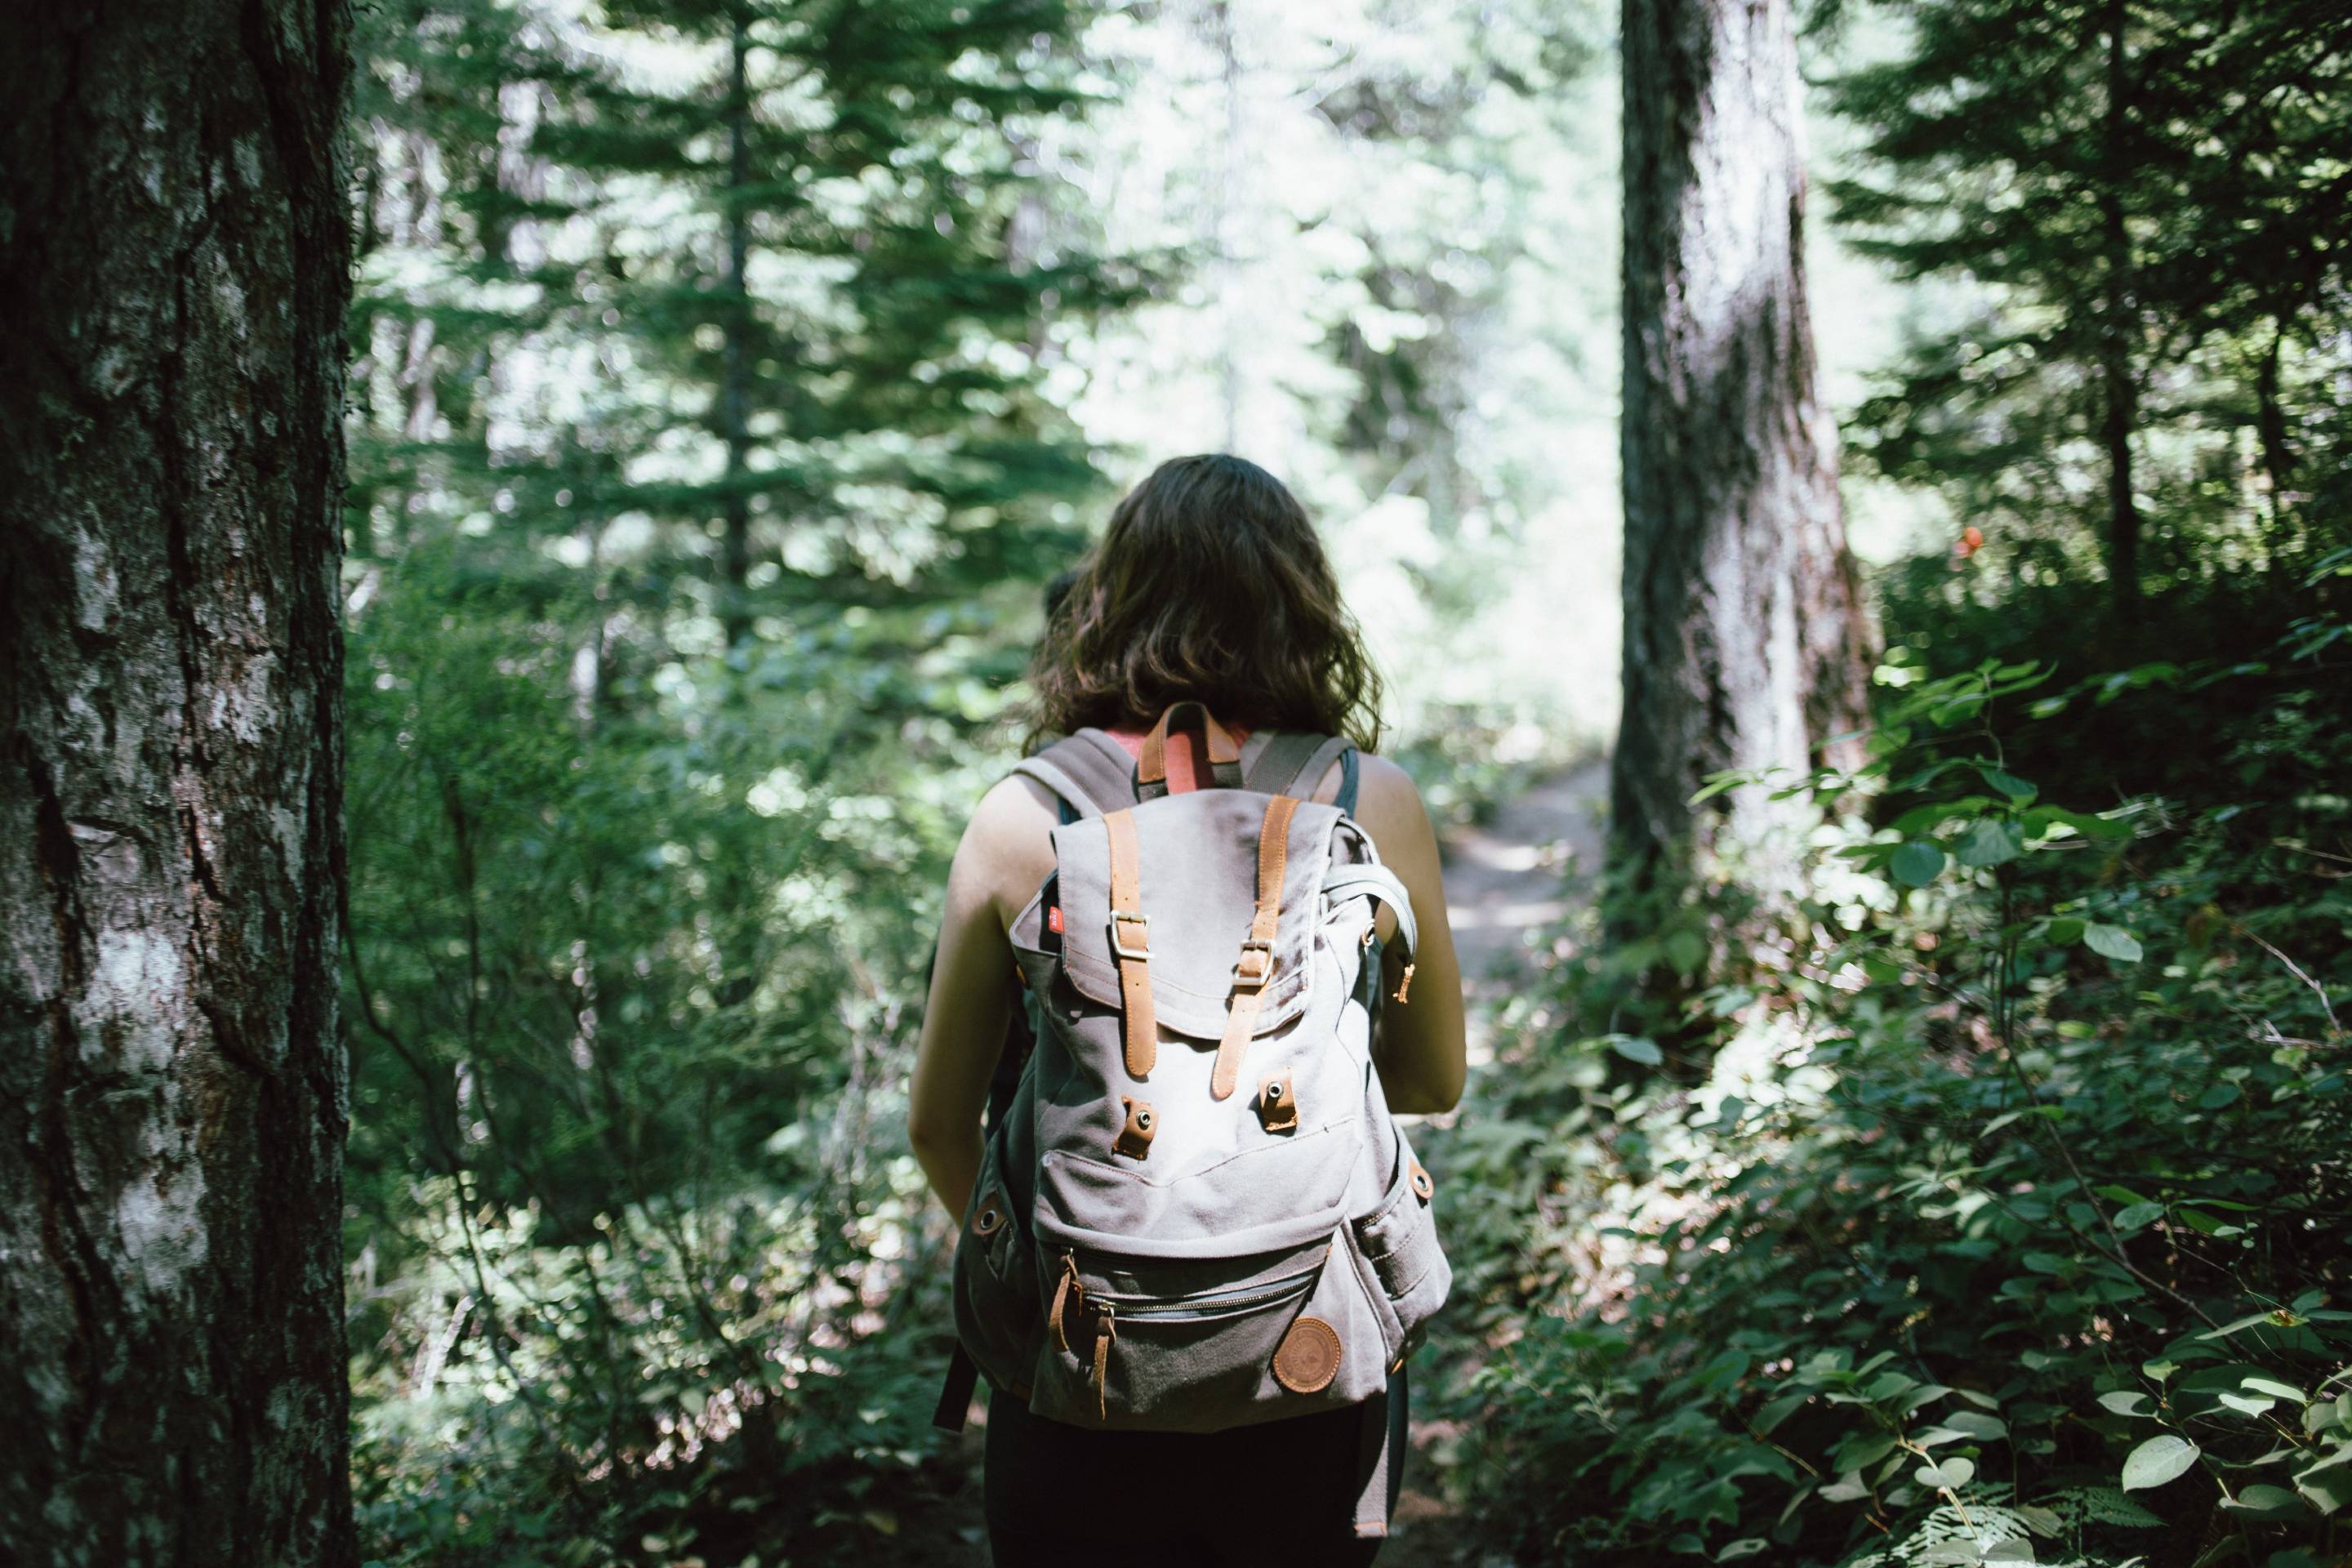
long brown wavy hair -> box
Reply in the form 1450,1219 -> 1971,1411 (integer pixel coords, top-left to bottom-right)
1025,455 -> 1383,751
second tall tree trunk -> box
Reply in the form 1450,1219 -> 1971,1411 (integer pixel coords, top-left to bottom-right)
1612,0 -> 1871,919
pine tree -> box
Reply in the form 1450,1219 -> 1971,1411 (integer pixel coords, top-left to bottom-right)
1825,0 -> 2352,605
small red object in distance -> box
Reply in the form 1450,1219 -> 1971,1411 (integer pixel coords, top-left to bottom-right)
1956,525 -> 1985,558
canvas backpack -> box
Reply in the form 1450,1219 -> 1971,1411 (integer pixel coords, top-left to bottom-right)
931,702 -> 1451,1540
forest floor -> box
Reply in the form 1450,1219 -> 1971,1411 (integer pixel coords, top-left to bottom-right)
903,756 -> 1611,1566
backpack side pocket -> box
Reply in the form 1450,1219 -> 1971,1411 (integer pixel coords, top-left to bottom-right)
1347,1126 -> 1452,1366
951,1136 -> 1045,1399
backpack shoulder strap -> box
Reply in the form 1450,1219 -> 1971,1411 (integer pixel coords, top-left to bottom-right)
1010,728 -> 1138,820
1243,730 -> 1357,809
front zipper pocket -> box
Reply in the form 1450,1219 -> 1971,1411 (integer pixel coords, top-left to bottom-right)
1098,1266 -> 1319,1324
1028,1241 -> 1382,1432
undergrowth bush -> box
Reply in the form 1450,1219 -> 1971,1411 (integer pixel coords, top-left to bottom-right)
1431,558 -> 2352,1566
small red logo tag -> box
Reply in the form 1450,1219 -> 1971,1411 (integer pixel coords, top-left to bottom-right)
1048,906 -> 1064,933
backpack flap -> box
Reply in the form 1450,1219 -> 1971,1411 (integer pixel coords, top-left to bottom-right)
1049,790 -> 1341,1043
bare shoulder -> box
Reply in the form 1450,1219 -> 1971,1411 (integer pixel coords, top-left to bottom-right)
952,772 -> 1060,929
1348,752 -> 1434,838
1313,750 -> 1438,871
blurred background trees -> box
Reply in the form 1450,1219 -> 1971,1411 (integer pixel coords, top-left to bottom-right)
327,0 -> 2352,1560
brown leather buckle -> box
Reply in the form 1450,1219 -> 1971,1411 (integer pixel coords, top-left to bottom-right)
1409,1161 -> 1433,1202
973,1196 -> 1004,1236
1232,938 -> 1274,989
1114,1095 -> 1156,1159
1110,910 -> 1152,960
1258,1070 -> 1298,1133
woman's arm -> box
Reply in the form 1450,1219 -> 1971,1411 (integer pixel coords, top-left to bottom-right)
1343,755 -> 1468,1115
906,776 -> 1054,1217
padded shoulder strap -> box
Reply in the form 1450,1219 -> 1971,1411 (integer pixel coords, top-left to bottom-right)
1242,730 -> 1356,807
1010,728 -> 1138,820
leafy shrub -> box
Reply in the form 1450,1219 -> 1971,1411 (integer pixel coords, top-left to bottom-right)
1429,574 -> 2352,1566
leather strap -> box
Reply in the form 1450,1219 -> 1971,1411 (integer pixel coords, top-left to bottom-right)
1091,1303 -> 1116,1421
1211,794 -> 1298,1099
1136,701 -> 1243,798
1104,808 -> 1156,1078
931,1343 -> 981,1432
1049,1254 -> 1082,1355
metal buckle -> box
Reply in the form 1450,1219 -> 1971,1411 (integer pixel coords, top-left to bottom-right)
1109,911 -> 1151,960
1232,938 -> 1274,990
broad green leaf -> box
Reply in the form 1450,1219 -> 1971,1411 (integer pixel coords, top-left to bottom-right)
2295,1451 -> 2352,1515
2221,1484 -> 2305,1517
1956,818 -> 2025,867
1917,1455 -> 1976,1490
1715,1542 -> 1767,1563
2084,924 -> 2144,962
1976,764 -> 2037,801
2198,1311 -> 2285,1341
2099,1390 -> 2154,1417
2122,1434 -> 2201,1490
1607,1035 -> 1663,1067
1891,840 -> 1946,887
2112,1201 -> 2166,1232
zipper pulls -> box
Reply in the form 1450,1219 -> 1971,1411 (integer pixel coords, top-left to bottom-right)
1049,1254 -> 1083,1354
1092,1301 -> 1116,1422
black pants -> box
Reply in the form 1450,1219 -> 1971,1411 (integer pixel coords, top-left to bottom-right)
982,1369 -> 1406,1566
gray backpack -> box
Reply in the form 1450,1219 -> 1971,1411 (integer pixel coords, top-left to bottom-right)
933,702 -> 1450,1541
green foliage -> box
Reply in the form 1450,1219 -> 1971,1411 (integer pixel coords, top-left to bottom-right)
341,2 -> 1117,1560
1822,0 -> 2352,598
1430,613 -> 2352,1563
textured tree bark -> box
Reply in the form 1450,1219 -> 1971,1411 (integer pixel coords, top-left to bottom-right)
1611,0 -> 1871,916
0,3 -> 356,1564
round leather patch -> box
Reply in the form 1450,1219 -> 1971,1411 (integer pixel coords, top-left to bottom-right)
1272,1314 -> 1342,1394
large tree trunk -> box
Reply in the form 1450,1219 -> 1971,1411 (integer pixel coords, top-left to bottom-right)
1611,0 -> 1871,917
0,4 -> 356,1564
